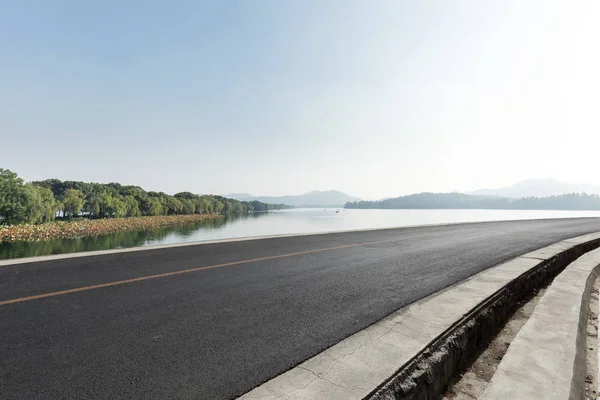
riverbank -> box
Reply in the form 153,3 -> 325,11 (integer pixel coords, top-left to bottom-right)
0,214 -> 222,243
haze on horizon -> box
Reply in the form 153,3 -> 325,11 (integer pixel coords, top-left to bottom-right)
1,1 -> 599,201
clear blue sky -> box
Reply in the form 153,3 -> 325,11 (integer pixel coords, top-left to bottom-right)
1,1 -> 599,200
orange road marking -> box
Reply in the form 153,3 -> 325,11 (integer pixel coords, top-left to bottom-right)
0,237 -> 399,306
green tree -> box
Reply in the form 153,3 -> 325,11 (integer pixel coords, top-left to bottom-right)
84,192 -> 101,218
22,184 -> 44,224
233,202 -> 245,214
174,192 -> 197,201
0,169 -> 28,224
148,192 -> 169,215
124,195 -> 141,217
165,196 -> 183,215
63,189 -> 85,218
201,198 -> 213,214
133,192 -> 151,216
112,196 -> 126,218
147,197 -> 164,216
213,200 -> 224,214
98,192 -> 114,217
4,168 -> 286,225
88,200 -> 101,217
180,198 -> 195,214
55,201 -> 64,218
33,185 -> 57,223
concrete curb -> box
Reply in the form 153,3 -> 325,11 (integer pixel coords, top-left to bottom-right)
480,247 -> 600,399
239,232 -> 600,400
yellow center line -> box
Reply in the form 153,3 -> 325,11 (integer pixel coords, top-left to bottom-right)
0,237 -> 399,306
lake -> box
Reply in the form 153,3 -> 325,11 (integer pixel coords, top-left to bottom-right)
2,208 -> 600,260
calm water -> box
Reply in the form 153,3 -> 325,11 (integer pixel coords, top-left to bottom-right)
3,208 -> 600,260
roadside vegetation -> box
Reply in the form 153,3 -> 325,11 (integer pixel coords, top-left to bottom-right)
0,168 -> 290,242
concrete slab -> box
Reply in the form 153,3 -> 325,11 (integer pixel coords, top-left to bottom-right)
481,247 -> 600,400
563,232 -> 600,244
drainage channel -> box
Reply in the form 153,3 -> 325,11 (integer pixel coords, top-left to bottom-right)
440,268 -> 600,400
442,272 -> 600,400
442,285 -> 549,399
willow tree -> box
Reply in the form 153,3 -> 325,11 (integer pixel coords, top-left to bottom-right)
63,189 -> 85,218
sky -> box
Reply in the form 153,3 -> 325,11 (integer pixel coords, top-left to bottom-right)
1,1 -> 599,200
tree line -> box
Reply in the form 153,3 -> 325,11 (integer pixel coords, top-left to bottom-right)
0,168 -> 291,225
345,192 -> 600,210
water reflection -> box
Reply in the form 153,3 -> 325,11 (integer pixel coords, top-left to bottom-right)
0,214 -> 266,260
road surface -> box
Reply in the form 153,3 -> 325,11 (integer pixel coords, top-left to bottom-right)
2,218 -> 600,399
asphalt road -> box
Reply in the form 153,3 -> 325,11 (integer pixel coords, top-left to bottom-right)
2,219 -> 600,399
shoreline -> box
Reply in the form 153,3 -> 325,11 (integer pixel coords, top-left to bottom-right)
0,214 -> 222,243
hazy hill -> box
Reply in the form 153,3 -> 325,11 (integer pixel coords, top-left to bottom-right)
470,179 -> 600,198
346,192 -> 600,211
228,190 -> 361,207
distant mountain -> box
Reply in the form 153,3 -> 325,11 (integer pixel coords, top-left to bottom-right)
470,179 -> 600,198
227,190 -> 361,207
346,192 -> 600,211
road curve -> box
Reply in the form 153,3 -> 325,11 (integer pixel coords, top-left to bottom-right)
2,218 -> 600,399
